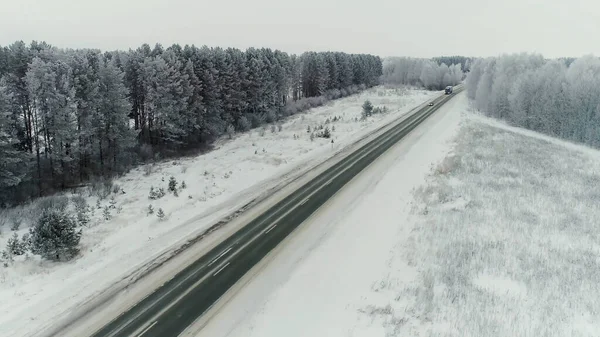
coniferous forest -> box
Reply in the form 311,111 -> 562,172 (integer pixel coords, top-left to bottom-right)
0,41 -> 382,205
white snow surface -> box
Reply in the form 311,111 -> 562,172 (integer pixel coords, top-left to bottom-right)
193,92 -> 466,337
0,87 -> 437,337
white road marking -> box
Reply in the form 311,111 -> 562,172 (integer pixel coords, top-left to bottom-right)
213,262 -> 230,277
265,224 -> 277,234
208,247 -> 232,267
299,197 -> 310,206
137,321 -> 158,337
323,177 -> 335,186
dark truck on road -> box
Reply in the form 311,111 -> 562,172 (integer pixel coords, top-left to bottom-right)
445,86 -> 453,94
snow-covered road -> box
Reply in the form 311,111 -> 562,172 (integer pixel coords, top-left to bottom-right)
191,92 -> 466,337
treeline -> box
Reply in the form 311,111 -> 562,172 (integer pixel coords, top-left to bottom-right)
432,56 -> 471,73
0,41 -> 382,205
467,53 -> 600,147
381,57 -> 464,90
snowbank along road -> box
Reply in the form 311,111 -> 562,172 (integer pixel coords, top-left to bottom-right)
84,85 -> 463,337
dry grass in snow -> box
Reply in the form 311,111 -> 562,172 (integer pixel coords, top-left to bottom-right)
366,115 -> 600,336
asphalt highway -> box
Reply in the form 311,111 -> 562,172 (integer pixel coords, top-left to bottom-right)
90,86 -> 463,337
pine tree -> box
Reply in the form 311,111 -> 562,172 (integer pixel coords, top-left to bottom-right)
0,82 -> 29,203
103,206 -> 111,220
26,55 -> 78,192
362,100 -> 373,117
7,232 -> 26,256
168,176 -> 177,192
157,208 -> 165,220
97,57 -> 135,175
30,209 -> 81,261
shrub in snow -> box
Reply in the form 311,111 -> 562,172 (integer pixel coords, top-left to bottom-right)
237,116 -> 251,132
21,232 -> 31,251
38,195 -> 70,213
149,186 -> 166,200
259,127 -> 266,137
317,127 -> 331,139
76,206 -> 90,227
92,179 -> 113,200
96,199 -> 101,209
103,206 -> 111,220
332,126 -> 336,132
265,110 -> 276,124
168,176 -> 177,192
310,132 -> 315,141
362,100 -> 373,118
138,143 -> 154,162
157,208 -> 165,220
1,249 -> 12,263
30,209 -> 81,261
226,124 -> 235,139
277,124 -> 283,132
7,232 -> 26,256
174,189 -> 179,197
10,219 -> 21,231
112,184 -> 121,194
143,165 -> 153,176
307,125 -> 311,133
270,124 -> 276,133
147,204 -> 154,215
181,181 -> 186,189
109,196 -> 117,209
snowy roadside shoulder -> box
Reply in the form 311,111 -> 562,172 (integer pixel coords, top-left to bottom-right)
0,86 -> 438,337
362,113 -> 600,336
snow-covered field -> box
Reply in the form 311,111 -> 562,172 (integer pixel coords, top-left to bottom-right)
0,87 -> 437,337
195,93 -> 600,337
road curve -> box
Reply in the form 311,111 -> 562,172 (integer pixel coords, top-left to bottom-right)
90,86 -> 463,337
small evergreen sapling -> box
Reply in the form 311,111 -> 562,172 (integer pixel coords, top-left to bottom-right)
168,176 -> 177,193
157,208 -> 165,220
7,232 -> 26,256
103,206 -> 111,220
147,204 -> 154,215
109,196 -> 117,209
362,100 -> 373,118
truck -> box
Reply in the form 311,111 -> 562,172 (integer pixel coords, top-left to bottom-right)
445,86 -> 453,95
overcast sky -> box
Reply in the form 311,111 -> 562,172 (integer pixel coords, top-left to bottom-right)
1,0 -> 598,58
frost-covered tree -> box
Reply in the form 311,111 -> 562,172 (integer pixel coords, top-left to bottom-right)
0,40 -> 382,205
467,52 -> 600,148
0,82 -> 30,202
97,57 -> 135,173
26,55 -> 77,191
30,209 -> 81,261
383,57 -> 463,89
